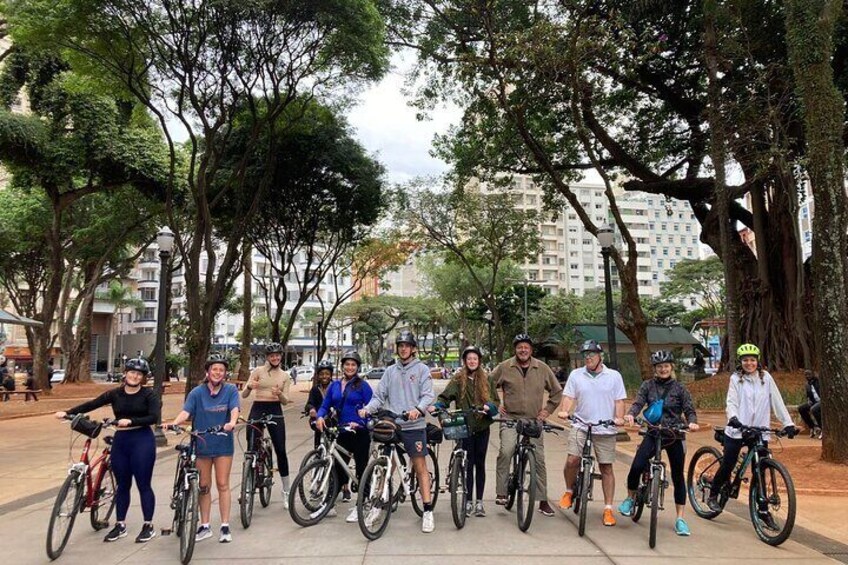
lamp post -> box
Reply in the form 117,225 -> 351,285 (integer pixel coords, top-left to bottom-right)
153,226 -> 174,447
483,309 -> 494,362
314,316 -> 324,365
597,226 -> 619,370
505,277 -> 549,334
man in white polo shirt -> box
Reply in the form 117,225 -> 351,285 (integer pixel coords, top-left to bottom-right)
557,340 -> 625,527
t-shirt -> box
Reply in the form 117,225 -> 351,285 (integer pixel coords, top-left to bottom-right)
183,382 -> 240,457
564,365 -> 627,436
67,386 -> 161,427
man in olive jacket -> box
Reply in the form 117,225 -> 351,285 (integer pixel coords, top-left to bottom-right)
493,334 -> 563,516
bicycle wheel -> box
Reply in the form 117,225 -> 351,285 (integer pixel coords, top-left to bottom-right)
240,455 -> 256,529
357,457 -> 393,540
179,475 -> 199,565
260,444 -> 274,507
577,460 -> 592,537
299,448 -> 320,471
410,449 -> 439,517
505,453 -> 519,511
516,450 -> 537,533
572,472 -> 582,516
749,458 -> 796,546
289,459 -> 338,527
687,446 -> 723,519
632,476 -> 646,523
90,463 -> 117,530
649,472 -> 661,548
46,471 -> 84,560
449,452 -> 468,529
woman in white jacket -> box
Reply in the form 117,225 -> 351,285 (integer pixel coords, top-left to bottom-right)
708,343 -> 797,517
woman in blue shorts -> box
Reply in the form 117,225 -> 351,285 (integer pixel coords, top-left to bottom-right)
167,353 -> 240,543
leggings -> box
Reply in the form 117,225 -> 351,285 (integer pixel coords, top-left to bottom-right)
248,402 -> 289,477
460,427 -> 490,501
335,427 -> 371,486
626,432 -> 686,506
110,427 -> 156,522
710,436 -> 769,510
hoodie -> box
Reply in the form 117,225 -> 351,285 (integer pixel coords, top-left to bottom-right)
365,358 -> 434,430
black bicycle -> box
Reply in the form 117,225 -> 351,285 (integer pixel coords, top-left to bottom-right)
688,423 -> 796,546
568,415 -> 616,537
161,425 -> 227,564
238,414 -> 277,528
498,417 -> 564,532
630,418 -> 689,548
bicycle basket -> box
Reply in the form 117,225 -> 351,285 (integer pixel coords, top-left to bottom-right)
70,414 -> 102,439
440,412 -> 470,441
426,422 -> 444,444
516,419 -> 541,439
371,419 -> 400,444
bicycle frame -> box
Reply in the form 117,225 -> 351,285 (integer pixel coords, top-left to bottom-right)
66,424 -> 113,512
728,436 -> 770,500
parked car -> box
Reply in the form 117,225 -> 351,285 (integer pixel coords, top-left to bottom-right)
290,365 -> 315,383
50,369 -> 66,384
364,367 -> 385,381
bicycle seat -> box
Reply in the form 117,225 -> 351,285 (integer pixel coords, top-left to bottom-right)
174,444 -> 191,453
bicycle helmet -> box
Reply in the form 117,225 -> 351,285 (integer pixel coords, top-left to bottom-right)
395,330 -> 417,347
461,345 -> 483,361
316,360 -> 335,375
513,333 -> 533,347
124,357 -> 151,375
205,352 -> 229,369
650,350 -> 674,366
580,340 -> 603,353
340,350 -> 362,366
736,343 -> 760,359
264,342 -> 284,355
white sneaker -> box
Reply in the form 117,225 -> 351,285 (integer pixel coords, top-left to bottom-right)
365,507 -> 382,529
346,507 -> 358,523
422,510 -> 435,533
282,490 -> 289,510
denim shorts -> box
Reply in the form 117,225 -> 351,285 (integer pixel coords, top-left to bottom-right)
399,428 -> 428,458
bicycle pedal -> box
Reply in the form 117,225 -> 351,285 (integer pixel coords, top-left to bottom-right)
591,473 -> 603,480
161,528 -> 173,536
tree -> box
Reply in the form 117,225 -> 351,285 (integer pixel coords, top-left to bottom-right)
336,295 -> 423,366
100,281 -> 143,371
785,0 -> 848,462
661,257 -> 725,320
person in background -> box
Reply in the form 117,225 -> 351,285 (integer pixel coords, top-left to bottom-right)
798,370 -> 823,439
25,367 -> 38,401
306,361 -> 335,448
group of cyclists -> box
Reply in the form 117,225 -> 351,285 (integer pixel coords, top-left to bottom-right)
55,328 -> 800,545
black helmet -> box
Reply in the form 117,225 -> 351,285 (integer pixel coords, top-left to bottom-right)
124,357 -> 150,376
265,342 -> 284,355
340,350 -> 362,366
461,346 -> 483,361
395,330 -> 417,347
650,350 -> 674,365
513,333 -> 533,347
205,352 -> 229,369
316,360 -> 335,375
580,340 -> 603,353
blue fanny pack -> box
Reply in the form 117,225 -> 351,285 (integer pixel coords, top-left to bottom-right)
642,382 -> 672,425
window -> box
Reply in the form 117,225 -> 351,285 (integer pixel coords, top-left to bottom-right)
657,259 -> 664,267
663,248 -> 669,256
140,288 -> 156,301
685,225 -> 691,233
570,263 -> 579,270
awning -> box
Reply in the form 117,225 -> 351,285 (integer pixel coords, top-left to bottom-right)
0,309 -> 43,327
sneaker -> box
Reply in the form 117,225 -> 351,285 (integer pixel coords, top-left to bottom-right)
219,526 -> 232,543
342,489 -> 352,503
675,517 -> 691,536
809,428 -> 817,439
757,510 -> 780,531
465,501 -> 474,517
281,489 -> 290,510
195,525 -> 212,542
365,507 -> 382,529
422,510 -> 435,533
538,501 -> 555,516
603,508 -> 616,526
618,497 -> 635,517
135,523 -> 156,543
814,427 -> 823,439
104,523 -> 127,542
707,496 -> 723,513
345,507 -> 358,523
559,491 -> 573,509
474,501 -> 486,517
495,495 -> 508,506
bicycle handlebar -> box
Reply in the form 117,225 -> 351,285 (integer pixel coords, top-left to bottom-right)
729,421 -> 795,438
62,415 -> 118,427
238,414 -> 279,426
636,417 -> 689,433
568,415 -> 617,428
162,424 -> 228,436
493,416 -> 565,433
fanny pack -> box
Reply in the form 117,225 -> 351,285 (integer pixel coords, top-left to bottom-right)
643,382 -> 672,425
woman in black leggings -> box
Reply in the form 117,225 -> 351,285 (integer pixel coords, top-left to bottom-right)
56,358 -> 161,544
433,346 -> 499,517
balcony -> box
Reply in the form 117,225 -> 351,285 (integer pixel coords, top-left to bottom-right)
137,279 -> 159,289
133,318 -> 157,330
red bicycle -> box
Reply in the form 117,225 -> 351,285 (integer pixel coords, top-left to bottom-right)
46,415 -> 118,560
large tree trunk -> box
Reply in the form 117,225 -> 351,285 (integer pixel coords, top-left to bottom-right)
239,244 -> 252,381
786,0 -> 848,463
66,291 -> 96,383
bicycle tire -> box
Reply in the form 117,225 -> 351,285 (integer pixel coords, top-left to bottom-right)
357,457 -> 393,540
577,460 -> 591,537
288,459 -> 338,527
299,448 -> 320,472
749,458 -> 795,546
632,476 -> 646,523
572,472 -> 582,516
450,452 -> 467,529
516,450 -> 537,533
46,471 -> 83,561
687,445 -> 723,519
240,456 -> 256,529
410,449 -> 439,517
260,445 -> 274,508
179,475 -> 199,565
649,472 -> 661,548
90,463 -> 117,530
505,453 -> 519,511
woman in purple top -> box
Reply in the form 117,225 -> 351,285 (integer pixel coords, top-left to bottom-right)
167,353 -> 240,543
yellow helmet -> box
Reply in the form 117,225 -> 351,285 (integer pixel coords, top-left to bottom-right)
736,343 -> 760,358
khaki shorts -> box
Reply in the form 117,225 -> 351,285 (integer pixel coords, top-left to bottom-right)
567,427 -> 617,465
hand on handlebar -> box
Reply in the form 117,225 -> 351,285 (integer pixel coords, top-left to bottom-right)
316,417 -> 325,432
537,409 -> 550,420
54,411 -> 67,420
116,418 -> 133,428
223,422 -> 235,432
624,414 -> 635,427
358,408 -> 369,419
689,422 -> 700,432
406,408 -> 421,421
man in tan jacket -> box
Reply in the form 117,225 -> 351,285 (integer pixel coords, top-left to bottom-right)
493,334 -> 563,516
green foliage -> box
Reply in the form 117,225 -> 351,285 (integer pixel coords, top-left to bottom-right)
661,257 -> 725,319
237,315 -> 273,344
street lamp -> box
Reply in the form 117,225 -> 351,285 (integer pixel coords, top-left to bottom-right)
314,316 -> 324,365
505,277 -> 549,334
153,226 -> 174,446
597,226 -> 619,369
483,309 -> 494,361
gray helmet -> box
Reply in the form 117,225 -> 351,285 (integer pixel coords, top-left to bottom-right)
461,345 -> 483,361
395,330 -> 417,347
124,357 -> 150,376
513,333 -> 533,347
340,350 -> 362,366
205,352 -> 229,369
580,340 -> 603,353
315,360 -> 335,375
264,342 -> 284,355
651,350 -> 674,365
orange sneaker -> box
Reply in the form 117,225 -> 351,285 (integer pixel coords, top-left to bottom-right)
559,491 -> 573,509
603,508 -> 616,526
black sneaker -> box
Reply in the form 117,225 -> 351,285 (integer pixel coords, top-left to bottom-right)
707,496 -> 723,513
104,523 -> 127,542
135,523 -> 156,543
342,489 -> 351,503
758,511 -> 780,531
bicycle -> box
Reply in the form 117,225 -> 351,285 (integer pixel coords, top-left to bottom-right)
497,416 -> 564,533
238,414 -> 277,529
688,422 -> 796,546
161,424 -> 227,565
356,410 -> 440,540
46,415 -> 118,561
567,415 -> 616,537
629,418 -> 689,548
